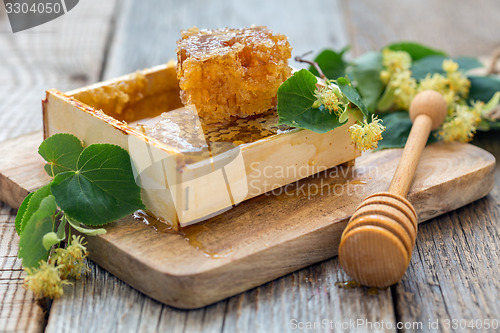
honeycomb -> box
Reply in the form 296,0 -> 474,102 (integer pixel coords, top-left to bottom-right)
176,26 -> 292,124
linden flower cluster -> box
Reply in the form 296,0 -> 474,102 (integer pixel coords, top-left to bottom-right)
438,102 -> 483,142
418,59 -> 470,108
23,261 -> 70,299
349,115 -> 386,151
24,235 -> 90,299
50,235 -> 90,279
379,49 -> 417,110
312,85 -> 347,116
379,49 -> 487,143
313,84 -> 385,151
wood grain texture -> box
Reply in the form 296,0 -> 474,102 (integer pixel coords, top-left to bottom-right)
342,0 -> 500,58
103,0 -> 349,78
0,132 -> 494,309
0,0 -> 118,143
1,0 -> 500,331
0,203 -> 44,333
45,259 -> 397,333
0,1 -> 117,331
395,131 -> 500,332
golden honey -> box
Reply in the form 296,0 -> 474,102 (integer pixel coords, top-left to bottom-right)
176,26 -> 292,123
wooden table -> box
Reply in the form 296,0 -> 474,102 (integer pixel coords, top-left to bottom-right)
1,1 -> 499,332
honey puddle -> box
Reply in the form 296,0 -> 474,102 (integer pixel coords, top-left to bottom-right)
335,280 -> 384,295
134,210 -> 232,259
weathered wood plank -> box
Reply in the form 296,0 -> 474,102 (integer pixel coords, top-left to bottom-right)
0,203 -> 44,333
0,0 -> 118,142
4,0 -> 500,332
46,259 -> 397,333
103,0 -> 349,78
394,132 -> 500,332
45,0 -> 398,331
0,0 -> 117,331
3,131 -> 494,309
343,0 -> 500,57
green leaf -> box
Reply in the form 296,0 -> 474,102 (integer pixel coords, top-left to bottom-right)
15,192 -> 33,236
336,77 -> 369,118
18,195 -> 57,268
309,48 -> 348,79
348,51 -> 385,112
387,42 -> 447,61
277,69 -> 317,122
19,185 -> 52,237
377,111 -> 438,149
51,144 -> 144,226
39,133 -> 84,177
411,56 -> 483,80
67,217 -> 106,236
469,75 -> 500,103
277,69 -> 345,133
42,218 -> 66,250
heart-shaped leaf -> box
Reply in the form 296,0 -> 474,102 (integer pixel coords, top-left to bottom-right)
51,144 -> 144,226
38,133 -> 84,177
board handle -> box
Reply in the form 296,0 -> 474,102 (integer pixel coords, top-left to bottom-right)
339,90 -> 447,287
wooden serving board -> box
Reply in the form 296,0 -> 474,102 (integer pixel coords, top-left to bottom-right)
0,131 -> 495,309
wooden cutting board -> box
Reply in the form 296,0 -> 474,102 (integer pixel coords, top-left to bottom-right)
0,131 -> 495,309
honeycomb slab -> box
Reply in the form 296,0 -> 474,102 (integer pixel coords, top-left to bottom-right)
176,26 -> 292,124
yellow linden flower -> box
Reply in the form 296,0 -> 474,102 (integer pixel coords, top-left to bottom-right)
442,59 -> 459,73
382,49 -> 412,73
24,261 -> 70,299
380,70 -> 391,84
388,70 -> 417,110
418,60 -> 470,112
349,115 -> 386,151
50,235 -> 90,279
438,102 -> 483,142
379,49 -> 417,110
312,86 -> 344,116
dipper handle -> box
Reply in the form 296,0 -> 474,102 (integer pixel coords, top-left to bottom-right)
338,90 -> 447,288
389,90 -> 447,197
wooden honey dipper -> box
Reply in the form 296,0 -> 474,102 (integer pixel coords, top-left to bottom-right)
339,90 -> 447,287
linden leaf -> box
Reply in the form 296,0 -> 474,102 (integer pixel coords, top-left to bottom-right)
377,111 -> 438,149
18,195 -> 57,268
337,77 -> 369,118
347,51 -> 385,113
38,133 -> 84,177
18,185 -> 52,236
277,69 -> 317,122
277,69 -> 346,133
411,56 -> 483,80
15,192 -> 33,236
386,42 -> 446,61
51,144 -> 144,226
469,75 -> 500,104
309,47 -> 349,79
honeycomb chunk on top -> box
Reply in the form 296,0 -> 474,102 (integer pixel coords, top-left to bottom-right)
176,26 -> 292,124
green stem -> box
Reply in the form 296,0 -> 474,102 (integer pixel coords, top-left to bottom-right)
376,85 -> 396,112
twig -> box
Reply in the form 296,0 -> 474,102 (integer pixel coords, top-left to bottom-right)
295,52 -> 327,80
487,47 -> 500,75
